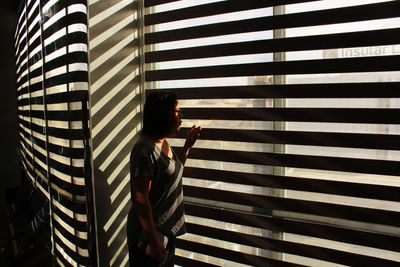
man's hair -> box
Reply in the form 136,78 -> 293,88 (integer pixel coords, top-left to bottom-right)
142,90 -> 177,138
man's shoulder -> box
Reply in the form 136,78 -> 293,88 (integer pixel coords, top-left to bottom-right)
131,136 -> 156,157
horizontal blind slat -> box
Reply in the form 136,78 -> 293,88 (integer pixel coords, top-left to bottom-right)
53,234 -> 90,265
42,12 -> 88,41
145,2 -> 400,44
19,126 -> 85,158
186,223 -> 399,267
153,82 -> 400,99
144,0 -> 179,8
184,167 -> 400,202
176,238 -> 304,267
54,195 -> 87,215
143,0 -> 316,8
43,32 -> 88,58
175,255 -> 220,267
180,107 -> 400,124
183,185 -> 400,227
146,28 -> 400,63
50,174 -> 86,195
18,118 -> 88,140
185,203 -> 400,253
52,220 -> 88,248
18,90 -> 87,105
43,51 -> 88,73
17,71 -> 89,90
177,128 -> 400,150
19,130 -> 85,177
144,0 -> 316,26
18,109 -> 85,121
145,55 -> 400,81
52,206 -> 87,232
177,147 -> 400,176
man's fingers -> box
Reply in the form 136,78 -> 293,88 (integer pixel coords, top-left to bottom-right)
187,125 -> 196,136
193,126 -> 202,137
196,126 -> 202,134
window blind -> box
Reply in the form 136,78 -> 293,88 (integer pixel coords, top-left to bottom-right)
15,0 -> 95,265
144,0 -> 400,266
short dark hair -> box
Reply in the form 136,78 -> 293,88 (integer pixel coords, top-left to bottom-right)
142,90 -> 177,138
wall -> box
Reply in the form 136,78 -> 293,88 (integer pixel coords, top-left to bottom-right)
0,7 -> 19,265
0,6 -> 20,195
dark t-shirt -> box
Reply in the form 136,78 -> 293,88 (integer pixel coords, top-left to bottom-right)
127,135 -> 186,249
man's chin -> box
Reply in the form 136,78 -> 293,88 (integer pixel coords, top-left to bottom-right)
168,130 -> 178,138
168,125 -> 181,137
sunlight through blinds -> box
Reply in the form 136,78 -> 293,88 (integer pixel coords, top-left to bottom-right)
144,0 -> 400,266
87,0 -> 141,265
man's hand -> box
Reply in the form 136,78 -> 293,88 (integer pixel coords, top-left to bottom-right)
179,125 -> 202,165
184,125 -> 202,149
145,239 -> 166,262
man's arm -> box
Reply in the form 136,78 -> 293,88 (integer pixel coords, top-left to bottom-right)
133,176 -> 165,261
179,125 -> 202,165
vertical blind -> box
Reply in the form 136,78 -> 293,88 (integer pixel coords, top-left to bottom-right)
15,0 -> 95,265
144,0 -> 400,266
